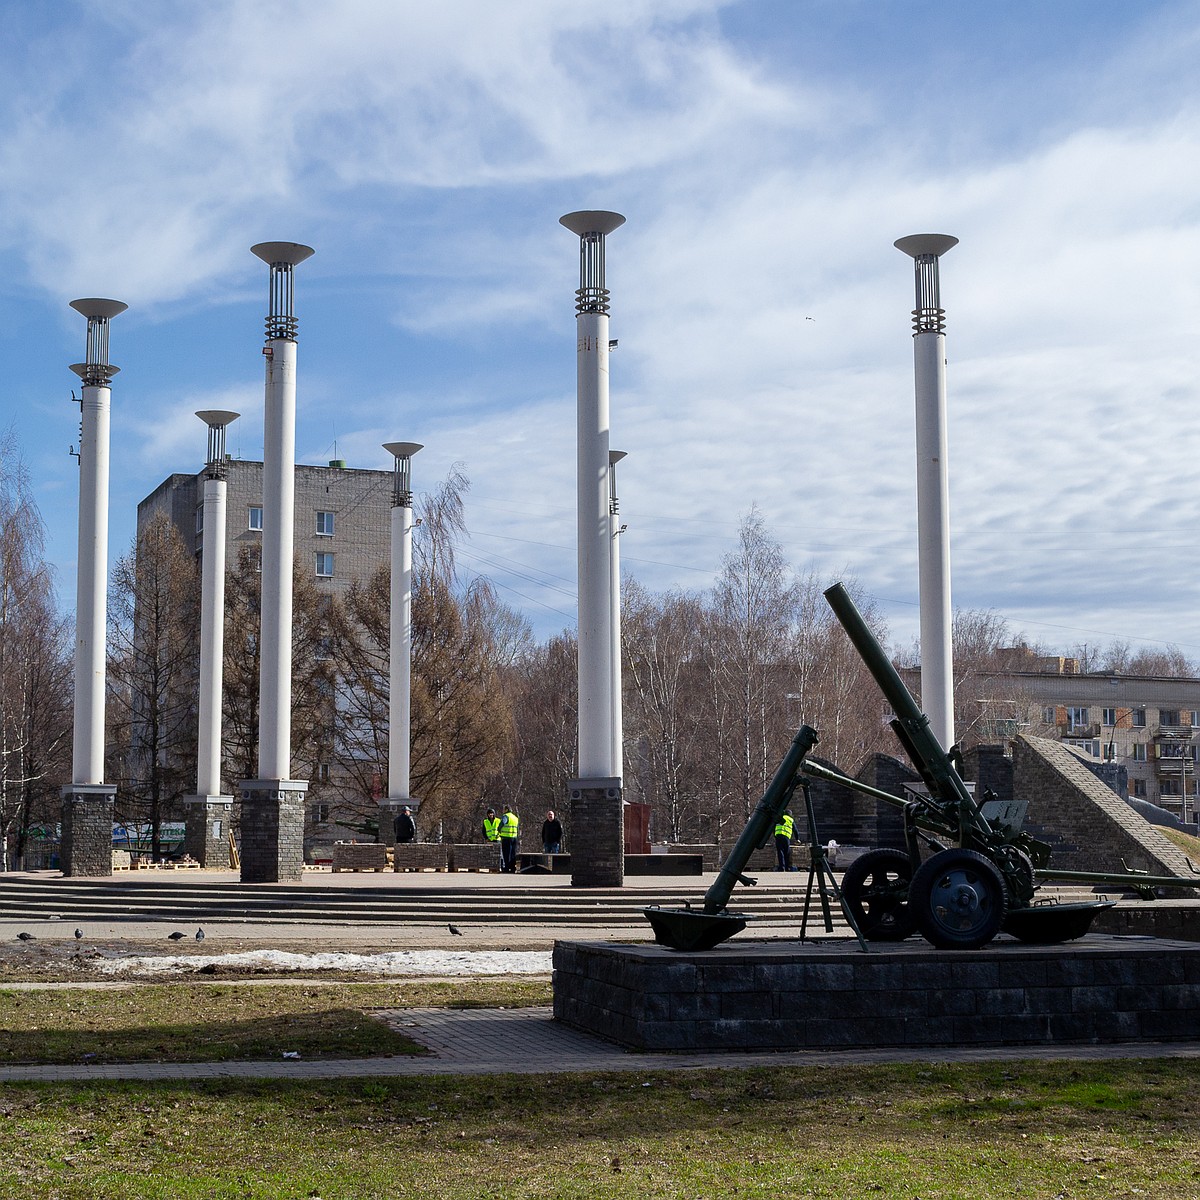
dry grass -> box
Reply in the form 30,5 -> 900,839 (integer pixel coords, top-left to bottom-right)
0,1059 -> 1198,1197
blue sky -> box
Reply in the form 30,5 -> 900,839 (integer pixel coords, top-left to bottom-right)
3,0 -> 1200,657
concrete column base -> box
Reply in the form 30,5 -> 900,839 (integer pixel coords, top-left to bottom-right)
61,785 -> 116,877
568,777 -> 623,887
377,798 -> 421,846
184,795 -> 234,867
238,779 -> 308,882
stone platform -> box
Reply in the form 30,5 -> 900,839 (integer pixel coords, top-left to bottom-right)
553,935 -> 1200,1052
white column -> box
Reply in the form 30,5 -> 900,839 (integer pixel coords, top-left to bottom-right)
576,305 -> 614,779
197,478 -> 227,795
609,449 -> 626,783
913,328 -> 954,750
896,234 -> 958,751
72,379 -> 111,785
389,503 -> 412,798
258,335 -> 297,780
68,298 -> 126,787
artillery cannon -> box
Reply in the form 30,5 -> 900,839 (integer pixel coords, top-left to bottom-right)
645,581 -> 1200,952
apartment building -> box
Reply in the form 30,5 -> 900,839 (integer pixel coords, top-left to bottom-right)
138,457 -> 393,598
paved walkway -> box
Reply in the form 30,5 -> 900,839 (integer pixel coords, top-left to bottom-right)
3,1007 -> 1200,1084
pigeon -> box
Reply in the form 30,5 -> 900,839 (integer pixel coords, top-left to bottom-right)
448,924 -> 463,936
195,927 -> 205,942
16,932 -> 35,942
74,929 -> 84,940
167,931 -> 186,941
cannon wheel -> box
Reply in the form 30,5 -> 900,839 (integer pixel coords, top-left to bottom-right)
910,848 -> 1009,950
839,848 -> 918,941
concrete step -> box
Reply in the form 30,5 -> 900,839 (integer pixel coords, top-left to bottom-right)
0,875 -> 841,929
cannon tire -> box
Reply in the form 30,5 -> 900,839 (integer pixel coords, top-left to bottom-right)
840,848 -> 917,941
911,848 -> 1008,950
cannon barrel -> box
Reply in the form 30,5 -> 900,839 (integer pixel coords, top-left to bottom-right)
643,724 -> 819,950
824,583 -> 988,842
703,723 -> 820,915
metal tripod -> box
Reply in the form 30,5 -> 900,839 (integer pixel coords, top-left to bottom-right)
798,780 -> 868,952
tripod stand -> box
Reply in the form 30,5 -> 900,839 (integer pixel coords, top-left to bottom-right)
797,780 -> 868,952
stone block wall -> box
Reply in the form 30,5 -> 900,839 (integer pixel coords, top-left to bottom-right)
183,796 -> 233,868
239,780 -> 307,883
451,843 -> 503,871
394,843 -> 449,871
332,842 -> 390,871
568,778 -> 623,886
554,938 -> 1200,1051
60,786 -> 115,877
1013,734 -> 1192,882
855,754 -> 920,847
667,844 -> 719,872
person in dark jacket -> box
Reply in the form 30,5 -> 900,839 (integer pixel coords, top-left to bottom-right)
541,810 -> 563,854
394,806 -> 416,844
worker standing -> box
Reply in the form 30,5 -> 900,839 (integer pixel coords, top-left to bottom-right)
774,808 -> 796,872
498,805 -> 520,873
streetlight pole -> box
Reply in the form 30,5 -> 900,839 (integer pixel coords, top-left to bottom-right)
62,297 -> 126,877
381,441 -> 422,845
561,209 -> 625,886
186,409 -> 239,867
895,233 -> 958,753
241,240 -> 314,883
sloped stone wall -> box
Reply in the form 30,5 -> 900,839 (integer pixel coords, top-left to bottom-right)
1013,734 -> 1192,882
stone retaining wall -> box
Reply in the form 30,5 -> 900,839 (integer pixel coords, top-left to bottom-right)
554,936 -> 1200,1051
393,843 -> 449,871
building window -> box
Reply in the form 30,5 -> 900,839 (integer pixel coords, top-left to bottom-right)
313,802 -> 331,823
1133,780 -> 1147,798
1161,778 -> 1181,797
1160,742 -> 1186,759
1160,710 -> 1181,727
1190,712 -> 1200,727
1067,706 -> 1088,729
195,506 -> 204,535
248,506 -> 263,531
1132,743 -> 1147,762
1132,709 -> 1147,728
315,552 -> 334,578
1042,707 -> 1056,725
1102,708 -> 1118,726
316,511 -> 335,537
316,763 -> 331,783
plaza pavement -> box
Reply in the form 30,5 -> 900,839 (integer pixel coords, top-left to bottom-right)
3,867 -> 1199,1083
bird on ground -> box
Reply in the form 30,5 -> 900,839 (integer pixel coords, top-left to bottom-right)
16,932 -> 35,941
448,924 -> 463,936
195,928 -> 205,942
167,931 -> 186,941
74,929 -> 84,940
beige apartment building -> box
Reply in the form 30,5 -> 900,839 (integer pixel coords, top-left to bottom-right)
137,458 -> 394,850
138,457 -> 393,599
976,659 -> 1200,826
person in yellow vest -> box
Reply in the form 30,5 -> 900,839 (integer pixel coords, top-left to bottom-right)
483,808 -> 500,841
498,805 -> 520,873
774,808 -> 797,872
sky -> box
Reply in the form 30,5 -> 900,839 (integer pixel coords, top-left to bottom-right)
3,0 -> 1200,660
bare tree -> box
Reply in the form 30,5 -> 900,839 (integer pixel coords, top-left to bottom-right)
709,507 -> 798,823
621,582 -> 708,842
0,432 -> 72,868
107,514 -> 200,858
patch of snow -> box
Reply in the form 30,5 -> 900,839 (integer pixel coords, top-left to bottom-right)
91,948 -> 552,977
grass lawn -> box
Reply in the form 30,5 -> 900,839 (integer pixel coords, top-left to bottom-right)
0,980 -> 552,1064
0,1059 -> 1198,1198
